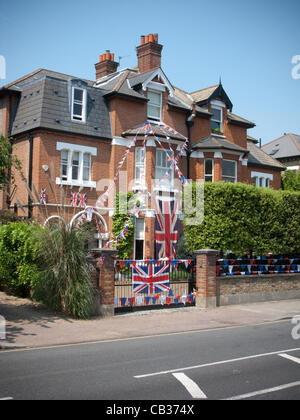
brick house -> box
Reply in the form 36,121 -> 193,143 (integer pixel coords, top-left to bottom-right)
0,34 -> 285,259
262,133 -> 300,172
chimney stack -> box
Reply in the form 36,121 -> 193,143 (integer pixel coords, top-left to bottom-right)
136,33 -> 162,74
95,50 -> 119,80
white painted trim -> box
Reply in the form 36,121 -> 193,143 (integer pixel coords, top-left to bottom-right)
56,142 -> 97,156
242,159 -> 248,166
56,177 -> 96,189
142,67 -> 174,97
112,137 -> 131,147
251,171 -> 273,180
211,99 -> 226,108
191,151 -> 204,158
287,165 -> 299,171
146,139 -> 156,147
147,81 -> 166,92
71,86 -> 87,123
214,152 -> 223,158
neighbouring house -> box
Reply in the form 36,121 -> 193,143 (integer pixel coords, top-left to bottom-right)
262,133 -> 300,172
0,33 -> 286,258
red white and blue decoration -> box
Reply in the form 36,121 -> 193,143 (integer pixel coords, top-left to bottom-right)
40,188 -> 47,205
155,198 -> 178,259
216,256 -> 300,276
132,261 -> 170,294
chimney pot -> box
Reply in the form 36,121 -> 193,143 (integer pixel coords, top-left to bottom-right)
154,33 -> 158,43
149,34 -> 154,42
145,35 -> 149,44
141,35 -> 145,45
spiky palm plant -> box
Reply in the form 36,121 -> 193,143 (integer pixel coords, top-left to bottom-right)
34,221 -> 94,319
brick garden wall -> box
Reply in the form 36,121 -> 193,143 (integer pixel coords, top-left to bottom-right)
216,273 -> 300,306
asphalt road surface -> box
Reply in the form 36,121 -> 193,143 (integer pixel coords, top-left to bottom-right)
0,320 -> 300,401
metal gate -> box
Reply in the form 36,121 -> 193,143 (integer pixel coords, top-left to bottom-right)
114,260 -> 196,314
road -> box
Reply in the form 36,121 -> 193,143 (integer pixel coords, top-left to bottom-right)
0,320 -> 300,401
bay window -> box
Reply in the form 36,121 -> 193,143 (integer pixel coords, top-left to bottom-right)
155,149 -> 174,188
204,159 -> 214,182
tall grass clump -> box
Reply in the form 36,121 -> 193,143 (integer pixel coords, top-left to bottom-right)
34,222 -> 94,319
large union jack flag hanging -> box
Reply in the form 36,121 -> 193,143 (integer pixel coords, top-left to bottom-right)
132,262 -> 170,294
155,197 -> 178,259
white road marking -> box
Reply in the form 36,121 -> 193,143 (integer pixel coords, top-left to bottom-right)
0,397 -> 13,400
278,353 -> 300,365
134,346 -> 300,378
224,381 -> 300,400
172,372 -> 207,399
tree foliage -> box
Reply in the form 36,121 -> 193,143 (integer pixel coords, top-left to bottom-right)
282,170 -> 300,192
0,135 -> 21,190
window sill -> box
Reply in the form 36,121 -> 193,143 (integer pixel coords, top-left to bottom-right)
56,178 -> 96,189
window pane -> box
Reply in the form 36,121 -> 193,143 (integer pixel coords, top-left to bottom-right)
72,152 -> 79,180
211,120 -> 221,131
74,88 -> 83,102
205,175 -> 213,182
73,103 -> 83,117
83,153 -> 91,167
148,104 -> 160,119
222,160 -> 236,177
211,108 -> 221,121
83,167 -> 90,181
148,91 -> 161,106
205,159 -> 213,175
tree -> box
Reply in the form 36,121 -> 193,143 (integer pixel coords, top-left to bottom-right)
0,135 -> 21,190
282,170 -> 300,192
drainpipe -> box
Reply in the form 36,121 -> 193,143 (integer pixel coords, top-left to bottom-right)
28,133 -> 33,219
186,112 -> 196,180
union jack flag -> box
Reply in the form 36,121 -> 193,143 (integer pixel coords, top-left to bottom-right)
70,191 -> 77,207
77,192 -> 87,208
155,198 -> 178,259
40,188 -> 47,205
132,262 -> 170,294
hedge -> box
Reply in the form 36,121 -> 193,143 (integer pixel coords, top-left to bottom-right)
183,182 -> 300,257
0,222 -> 43,296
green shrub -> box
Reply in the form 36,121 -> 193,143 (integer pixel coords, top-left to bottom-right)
33,222 -> 94,319
0,222 -> 42,296
183,182 -> 300,256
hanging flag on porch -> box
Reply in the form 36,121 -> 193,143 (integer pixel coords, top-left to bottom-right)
40,188 -> 47,205
77,192 -> 87,208
132,262 -> 170,294
155,197 -> 178,259
70,191 -> 78,207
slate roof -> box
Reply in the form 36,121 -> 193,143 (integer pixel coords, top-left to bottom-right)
122,121 -> 187,142
247,140 -> 286,170
261,133 -> 300,159
192,135 -> 249,155
227,112 -> 255,128
2,69 -> 112,139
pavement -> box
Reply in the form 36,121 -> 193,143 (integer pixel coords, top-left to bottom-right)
0,291 -> 300,350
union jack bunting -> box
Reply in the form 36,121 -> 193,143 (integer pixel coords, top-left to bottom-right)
70,191 -> 77,207
40,188 -> 47,205
77,192 -> 87,208
132,262 -> 170,294
155,198 -> 178,259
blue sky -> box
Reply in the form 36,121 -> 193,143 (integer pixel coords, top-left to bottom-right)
1,0 -> 299,144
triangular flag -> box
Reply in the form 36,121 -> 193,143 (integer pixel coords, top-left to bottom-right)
136,296 -> 144,306
168,289 -> 174,297
159,295 -> 167,305
120,297 -> 127,307
166,297 -> 172,306
145,296 -> 151,306
129,297 -> 135,307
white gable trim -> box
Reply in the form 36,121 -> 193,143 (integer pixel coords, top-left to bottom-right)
142,68 -> 174,97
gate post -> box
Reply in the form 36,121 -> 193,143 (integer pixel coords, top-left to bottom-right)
194,249 -> 219,308
90,248 -> 116,317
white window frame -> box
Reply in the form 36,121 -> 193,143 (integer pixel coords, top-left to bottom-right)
251,171 -> 273,188
155,149 -> 174,189
71,87 -> 87,123
134,218 -> 145,260
135,147 -> 146,187
211,106 -> 223,132
204,158 -> 214,182
56,142 -> 97,188
222,160 -> 237,183
147,89 -> 162,121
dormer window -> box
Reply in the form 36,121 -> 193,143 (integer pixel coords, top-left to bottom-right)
147,90 -> 162,121
71,87 -> 87,122
211,106 -> 222,132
